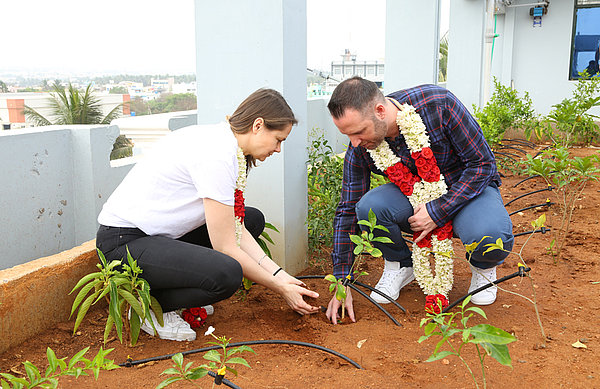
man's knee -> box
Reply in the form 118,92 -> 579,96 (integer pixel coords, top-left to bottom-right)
467,234 -> 514,267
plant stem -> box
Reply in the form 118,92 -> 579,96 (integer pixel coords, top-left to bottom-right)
476,345 -> 487,389
448,342 -> 479,389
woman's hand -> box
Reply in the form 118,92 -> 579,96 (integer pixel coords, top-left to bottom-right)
325,289 -> 356,325
276,275 -> 320,315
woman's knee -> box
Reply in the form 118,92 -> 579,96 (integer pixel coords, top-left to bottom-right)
212,259 -> 244,298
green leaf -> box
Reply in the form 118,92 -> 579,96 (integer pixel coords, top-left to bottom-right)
425,350 -> 455,362
368,208 -> 377,227
464,306 -> 487,319
482,238 -> 504,255
68,347 -> 90,369
172,353 -> 184,367
129,309 -> 141,346
469,324 -> 516,345
69,272 -> 103,294
353,245 -> 364,255
203,350 -> 222,363
372,224 -> 390,233
156,376 -> 184,389
225,357 -> 251,368
481,342 -> 513,367
356,220 -> 371,227
108,281 -> 123,343
370,248 -> 383,257
264,222 -> 279,233
531,213 -> 546,229
73,289 -> 101,333
150,296 -> 164,327
187,368 -> 209,380
324,274 -> 337,283
371,236 -> 393,244
424,322 -> 437,336
70,279 -> 102,317
118,289 -> 143,317
23,361 -> 40,383
349,234 -> 365,245
46,347 -> 59,374
335,283 -> 347,301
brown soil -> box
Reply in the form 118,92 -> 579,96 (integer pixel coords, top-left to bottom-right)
2,145 -> 599,389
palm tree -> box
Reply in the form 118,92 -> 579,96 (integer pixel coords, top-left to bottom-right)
24,82 -> 132,159
24,82 -> 123,126
439,32 -> 449,83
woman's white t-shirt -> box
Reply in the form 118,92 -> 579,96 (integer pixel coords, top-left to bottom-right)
98,122 -> 239,239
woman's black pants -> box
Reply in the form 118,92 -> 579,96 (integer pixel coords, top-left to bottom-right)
95,207 -> 265,312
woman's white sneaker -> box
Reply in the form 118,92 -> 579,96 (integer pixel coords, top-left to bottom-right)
140,310 -> 196,341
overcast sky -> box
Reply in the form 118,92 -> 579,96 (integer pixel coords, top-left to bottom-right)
0,0 -> 447,77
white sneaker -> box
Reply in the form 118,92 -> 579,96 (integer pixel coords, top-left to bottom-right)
370,260 -> 415,303
140,310 -> 197,341
468,265 -> 497,305
203,305 -> 214,315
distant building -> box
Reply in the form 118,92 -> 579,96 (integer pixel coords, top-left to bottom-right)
330,49 -> 385,87
172,81 -> 197,94
0,92 -> 130,130
151,77 -> 174,93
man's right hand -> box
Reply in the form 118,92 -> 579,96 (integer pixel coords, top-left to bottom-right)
325,289 -> 356,325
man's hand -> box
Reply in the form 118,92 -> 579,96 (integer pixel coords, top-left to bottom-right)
325,289 -> 356,325
408,203 -> 437,244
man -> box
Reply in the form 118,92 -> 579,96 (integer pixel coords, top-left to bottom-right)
325,77 -> 514,325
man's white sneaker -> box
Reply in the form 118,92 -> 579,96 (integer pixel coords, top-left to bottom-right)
370,260 -> 415,304
468,265 -> 497,305
140,310 -> 197,341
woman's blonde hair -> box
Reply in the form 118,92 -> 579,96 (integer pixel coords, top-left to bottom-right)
228,88 -> 297,167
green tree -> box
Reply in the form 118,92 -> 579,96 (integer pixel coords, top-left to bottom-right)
23,82 -> 123,126
109,86 -> 129,94
438,32 -> 448,82
0,80 -> 8,93
148,93 -> 197,114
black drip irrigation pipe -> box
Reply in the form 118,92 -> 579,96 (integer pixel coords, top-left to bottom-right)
513,175 -> 541,188
493,151 -> 520,162
443,267 -> 531,313
502,138 -> 537,148
533,144 -> 553,158
504,186 -> 554,207
496,144 -> 528,155
509,201 -> 555,216
297,275 -> 405,326
513,227 -> 551,238
346,283 -> 402,326
120,339 -> 363,370
208,371 -> 241,389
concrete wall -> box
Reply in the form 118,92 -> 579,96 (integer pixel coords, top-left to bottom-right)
307,97 -> 347,154
384,0 -> 442,93
0,125 -> 133,270
194,0 -> 308,274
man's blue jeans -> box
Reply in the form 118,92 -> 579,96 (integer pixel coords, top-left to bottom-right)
355,183 -> 514,269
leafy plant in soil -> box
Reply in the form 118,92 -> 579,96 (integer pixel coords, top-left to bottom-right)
532,73 -> 600,147
419,296 -> 516,389
324,209 -> 392,321
522,147 -> 600,261
157,326 -> 254,389
69,248 -> 164,346
0,347 -> 118,388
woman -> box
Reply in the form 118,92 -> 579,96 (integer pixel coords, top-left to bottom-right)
96,89 -> 319,341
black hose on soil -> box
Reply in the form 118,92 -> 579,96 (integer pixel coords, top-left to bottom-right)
513,227 -> 551,238
346,283 -> 402,326
501,138 -> 537,148
120,339 -> 363,370
509,201 -> 554,216
504,187 -> 554,207
443,266 -> 531,313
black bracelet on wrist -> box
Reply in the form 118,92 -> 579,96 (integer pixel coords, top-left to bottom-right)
273,267 -> 283,276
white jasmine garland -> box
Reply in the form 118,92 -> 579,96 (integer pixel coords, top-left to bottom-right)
235,147 -> 247,246
367,103 -> 454,300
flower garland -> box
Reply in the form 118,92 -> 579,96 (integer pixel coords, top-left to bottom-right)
183,147 -> 247,328
367,103 -> 454,313
234,146 -> 247,246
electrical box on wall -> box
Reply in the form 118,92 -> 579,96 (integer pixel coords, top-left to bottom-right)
494,0 -> 507,15
530,3 -> 549,27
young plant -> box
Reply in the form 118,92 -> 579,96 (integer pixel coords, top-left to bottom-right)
69,248 -> 163,346
534,72 -> 600,147
157,326 -> 254,389
0,347 -> 118,388
306,128 -> 344,253
324,209 -> 393,321
478,214 -> 548,344
418,296 -> 516,389
239,221 -> 280,298
522,147 -> 600,260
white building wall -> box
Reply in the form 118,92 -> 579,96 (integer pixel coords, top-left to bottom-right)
194,0 -> 308,274
384,0 -> 441,93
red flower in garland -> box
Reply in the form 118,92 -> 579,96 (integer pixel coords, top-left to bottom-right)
434,221 -> 454,241
424,294 -> 449,314
414,231 -> 432,248
181,307 -> 208,328
234,189 -> 245,221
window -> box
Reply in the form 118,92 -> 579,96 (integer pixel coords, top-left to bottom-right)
367,66 -> 375,75
570,1 -> 600,79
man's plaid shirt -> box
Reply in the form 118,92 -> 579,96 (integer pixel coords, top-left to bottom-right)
331,84 -> 501,279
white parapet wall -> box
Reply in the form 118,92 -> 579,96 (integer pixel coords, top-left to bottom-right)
0,125 -> 133,270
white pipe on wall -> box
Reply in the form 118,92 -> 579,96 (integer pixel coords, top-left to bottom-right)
482,0 -> 496,105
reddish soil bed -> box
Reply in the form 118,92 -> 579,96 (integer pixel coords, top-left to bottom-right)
2,145 -> 599,388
